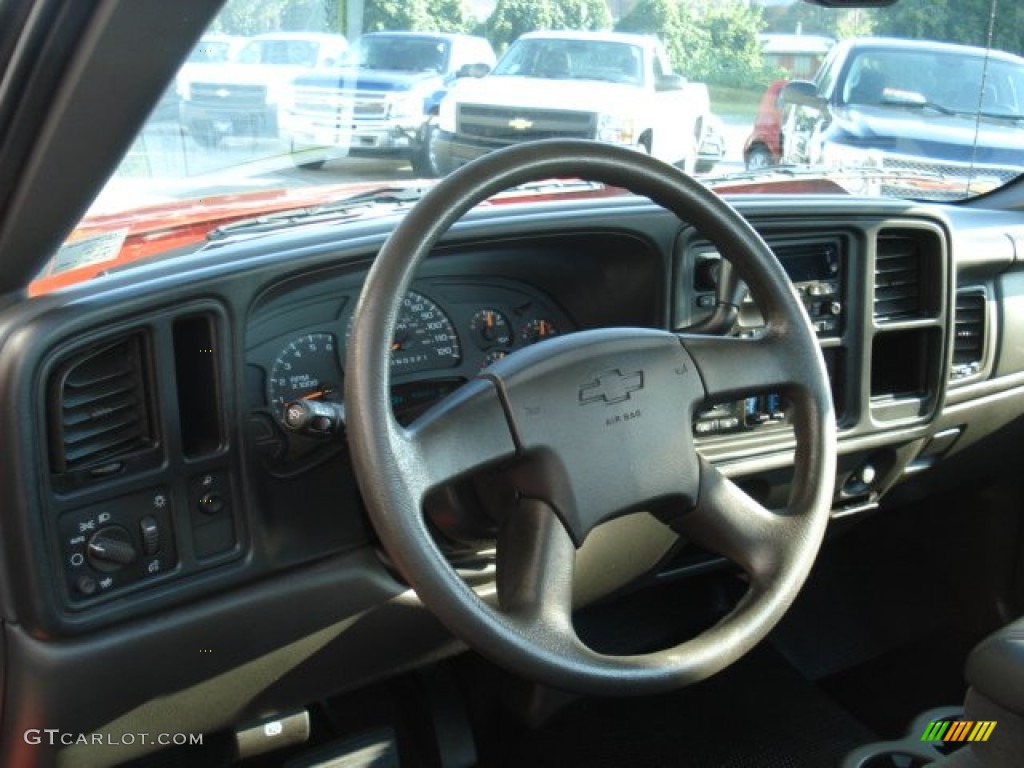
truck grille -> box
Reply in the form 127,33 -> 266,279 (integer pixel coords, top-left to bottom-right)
189,82 -> 267,109
293,87 -> 386,120
879,156 -> 1022,201
457,104 -> 595,146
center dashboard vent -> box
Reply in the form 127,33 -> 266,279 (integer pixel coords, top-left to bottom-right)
47,333 -> 158,481
874,236 -> 923,321
951,290 -> 987,381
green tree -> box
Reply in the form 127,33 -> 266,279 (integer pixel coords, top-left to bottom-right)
615,0 -> 692,72
694,0 -> 766,87
208,0 -> 291,35
555,0 -> 614,32
487,0 -> 559,52
361,0 -> 472,34
872,0 -> 1024,55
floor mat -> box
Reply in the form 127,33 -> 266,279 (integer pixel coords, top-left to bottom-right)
506,646 -> 875,768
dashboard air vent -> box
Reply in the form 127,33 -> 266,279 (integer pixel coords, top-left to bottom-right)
48,334 -> 156,475
874,236 -> 921,321
951,291 -> 986,380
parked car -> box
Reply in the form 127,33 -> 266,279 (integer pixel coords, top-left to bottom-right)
780,37 -> 1024,199
742,79 -> 788,169
434,30 -> 715,174
180,32 -> 348,147
279,31 -> 496,174
9,2 -> 1024,768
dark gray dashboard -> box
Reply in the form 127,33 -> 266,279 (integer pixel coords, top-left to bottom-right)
3,193 -> 1024,765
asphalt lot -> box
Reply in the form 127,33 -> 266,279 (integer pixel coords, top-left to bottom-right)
93,118 -> 751,214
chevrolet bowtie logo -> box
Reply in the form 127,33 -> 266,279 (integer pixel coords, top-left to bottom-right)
579,369 -> 644,406
508,117 -> 533,131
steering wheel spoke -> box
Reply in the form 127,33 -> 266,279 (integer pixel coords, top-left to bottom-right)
404,377 -> 518,499
679,331 -> 800,405
496,498 -> 576,631
679,458 -> 797,584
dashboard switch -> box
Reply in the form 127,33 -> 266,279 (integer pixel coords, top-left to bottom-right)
198,493 -> 225,515
86,525 -> 137,572
140,516 -> 160,555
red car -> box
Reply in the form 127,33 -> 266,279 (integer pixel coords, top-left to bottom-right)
742,79 -> 788,169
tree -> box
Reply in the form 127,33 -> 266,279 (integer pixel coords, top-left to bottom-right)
615,0 -> 692,73
487,0 -> 611,52
555,0 -> 613,32
872,0 -> 1024,55
208,0 -> 291,35
353,0 -> 472,34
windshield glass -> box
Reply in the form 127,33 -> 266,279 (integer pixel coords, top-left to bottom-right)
43,0 -> 1024,294
840,46 -> 1024,113
347,35 -> 451,72
492,38 -> 645,84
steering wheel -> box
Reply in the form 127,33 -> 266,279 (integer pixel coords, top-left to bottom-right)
345,140 -> 836,696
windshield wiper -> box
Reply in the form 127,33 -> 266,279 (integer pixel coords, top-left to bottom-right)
976,110 -> 1024,123
205,185 -> 431,242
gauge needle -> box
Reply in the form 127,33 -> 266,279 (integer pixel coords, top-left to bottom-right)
301,388 -> 333,401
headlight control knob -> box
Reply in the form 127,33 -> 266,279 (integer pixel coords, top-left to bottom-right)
86,525 -> 138,572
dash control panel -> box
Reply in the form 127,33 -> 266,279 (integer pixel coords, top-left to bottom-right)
60,487 -> 177,601
59,469 -> 239,606
693,237 -> 845,338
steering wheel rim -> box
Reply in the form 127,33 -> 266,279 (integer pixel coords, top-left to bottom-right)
345,139 -> 836,696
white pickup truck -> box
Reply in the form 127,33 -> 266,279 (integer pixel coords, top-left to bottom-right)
435,31 -> 715,175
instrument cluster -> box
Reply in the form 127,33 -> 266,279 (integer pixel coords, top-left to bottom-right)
247,277 -> 572,471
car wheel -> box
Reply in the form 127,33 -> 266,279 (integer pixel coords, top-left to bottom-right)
745,145 -> 774,170
411,122 -> 443,178
345,139 -> 837,696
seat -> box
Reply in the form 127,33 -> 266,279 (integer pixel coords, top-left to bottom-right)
843,616 -> 1024,767
535,49 -> 570,78
848,69 -> 886,105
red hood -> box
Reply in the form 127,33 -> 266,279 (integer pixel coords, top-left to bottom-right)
31,176 -> 849,296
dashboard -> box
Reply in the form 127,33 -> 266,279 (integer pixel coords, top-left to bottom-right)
4,192 -> 1024,764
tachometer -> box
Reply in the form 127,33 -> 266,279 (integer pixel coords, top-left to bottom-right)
347,290 -> 461,374
267,333 -> 342,418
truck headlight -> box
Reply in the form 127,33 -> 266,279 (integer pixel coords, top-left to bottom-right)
596,114 -> 636,146
438,96 -> 456,133
387,92 -> 421,121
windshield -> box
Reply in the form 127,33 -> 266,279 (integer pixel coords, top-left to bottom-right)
840,46 -> 1024,113
346,35 -> 451,73
44,0 -> 1024,294
492,38 -> 645,84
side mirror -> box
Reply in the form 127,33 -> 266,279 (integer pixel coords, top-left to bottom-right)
655,74 -> 687,92
779,80 -> 825,109
457,62 -> 491,78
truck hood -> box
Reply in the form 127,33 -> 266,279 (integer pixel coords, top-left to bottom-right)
294,68 -> 442,93
832,104 -> 1024,166
450,76 -> 645,111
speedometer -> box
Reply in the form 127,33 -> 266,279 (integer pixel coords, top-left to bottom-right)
347,290 -> 461,375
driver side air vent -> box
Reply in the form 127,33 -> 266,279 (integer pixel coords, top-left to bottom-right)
48,333 -> 158,480
874,236 -> 922,321
951,290 -> 987,381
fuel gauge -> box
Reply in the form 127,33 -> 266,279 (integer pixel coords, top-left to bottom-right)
470,309 -> 512,348
520,318 -> 559,345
